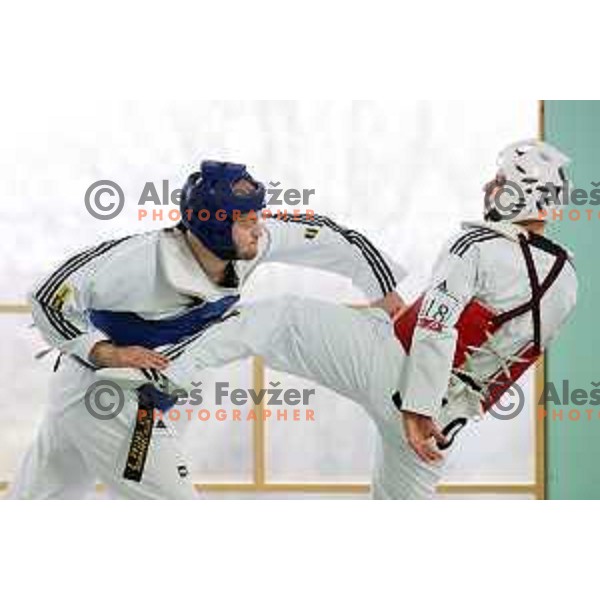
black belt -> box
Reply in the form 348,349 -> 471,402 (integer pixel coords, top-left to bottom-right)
123,387 -> 157,483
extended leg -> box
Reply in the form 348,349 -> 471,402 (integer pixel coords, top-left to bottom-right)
167,296 -> 401,414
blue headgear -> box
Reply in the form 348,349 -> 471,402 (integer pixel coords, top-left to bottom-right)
180,161 -> 266,260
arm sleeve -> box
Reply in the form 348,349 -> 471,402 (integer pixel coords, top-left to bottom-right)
29,245 -> 115,365
261,213 -> 407,301
400,240 -> 480,417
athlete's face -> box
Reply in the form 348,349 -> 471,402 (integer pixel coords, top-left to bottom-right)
231,178 -> 264,260
232,212 -> 263,260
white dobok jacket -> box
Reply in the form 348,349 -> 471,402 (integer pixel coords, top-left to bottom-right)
395,221 -> 578,436
30,215 -> 405,366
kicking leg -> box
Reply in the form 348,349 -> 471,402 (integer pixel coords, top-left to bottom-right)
166,295 -> 402,413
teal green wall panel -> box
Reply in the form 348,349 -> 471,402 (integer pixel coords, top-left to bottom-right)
545,100 -> 600,499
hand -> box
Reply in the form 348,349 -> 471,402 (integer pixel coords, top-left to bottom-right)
89,342 -> 170,370
370,291 -> 408,319
402,411 -> 447,464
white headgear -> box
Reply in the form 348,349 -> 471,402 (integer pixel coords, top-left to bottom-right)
486,139 -> 571,223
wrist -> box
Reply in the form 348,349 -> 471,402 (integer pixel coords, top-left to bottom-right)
89,341 -> 118,367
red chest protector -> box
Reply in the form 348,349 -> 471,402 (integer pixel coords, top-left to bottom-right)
392,233 -> 570,412
393,296 -> 540,411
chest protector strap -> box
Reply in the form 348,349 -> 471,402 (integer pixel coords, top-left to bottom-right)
492,234 -> 568,353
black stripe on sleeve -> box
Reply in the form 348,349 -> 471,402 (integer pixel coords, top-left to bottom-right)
450,230 -> 501,258
40,305 -> 83,340
266,213 -> 397,295
37,238 -> 130,304
34,236 -> 131,341
450,229 -> 488,256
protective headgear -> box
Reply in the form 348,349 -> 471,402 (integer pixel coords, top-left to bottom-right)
485,140 -> 571,223
180,161 -> 266,260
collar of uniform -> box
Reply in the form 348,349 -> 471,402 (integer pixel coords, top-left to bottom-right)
462,220 -> 575,260
461,220 -> 529,242
158,227 -> 240,298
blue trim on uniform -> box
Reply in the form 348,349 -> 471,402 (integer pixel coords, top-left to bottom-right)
89,295 -> 240,349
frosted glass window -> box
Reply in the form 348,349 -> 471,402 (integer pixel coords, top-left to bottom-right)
0,100 -> 540,496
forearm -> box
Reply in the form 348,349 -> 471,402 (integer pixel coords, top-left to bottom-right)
90,340 -> 171,370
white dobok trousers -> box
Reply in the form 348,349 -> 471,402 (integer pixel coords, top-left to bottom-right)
12,297 -> 446,500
